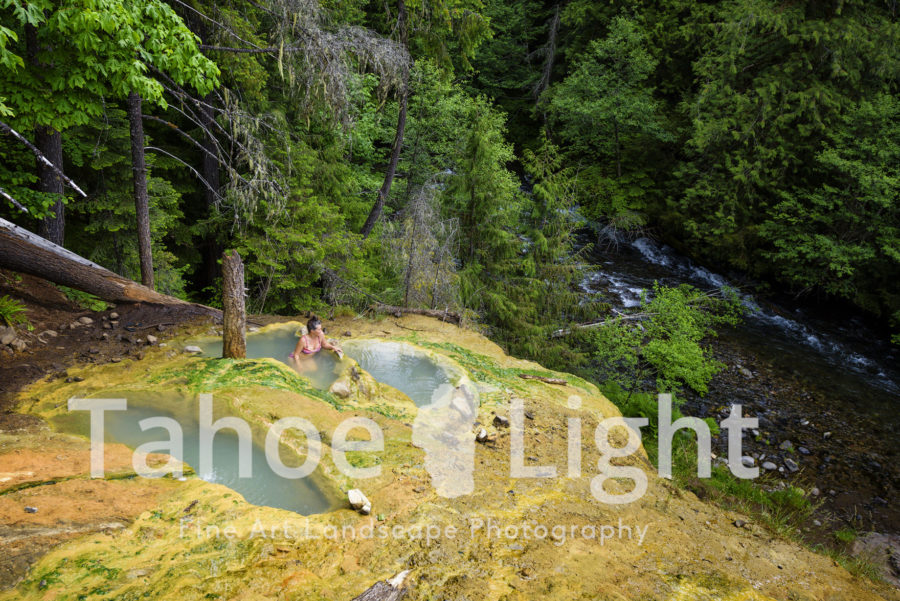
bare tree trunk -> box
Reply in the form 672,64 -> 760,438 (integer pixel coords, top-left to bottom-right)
127,91 -> 154,289
531,4 -> 560,102
0,217 -> 216,312
222,250 -> 246,358
360,0 -> 408,239
25,24 -> 66,246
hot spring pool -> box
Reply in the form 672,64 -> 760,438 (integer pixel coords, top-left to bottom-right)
52,392 -> 337,515
342,340 -> 455,406
192,327 -> 342,390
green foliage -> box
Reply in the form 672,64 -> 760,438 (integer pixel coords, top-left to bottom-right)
833,528 -> 858,544
0,0 -> 218,214
668,0 -> 900,323
56,286 -> 108,312
759,93 -> 900,319
590,283 -> 744,395
0,294 -> 29,327
547,15 -> 671,230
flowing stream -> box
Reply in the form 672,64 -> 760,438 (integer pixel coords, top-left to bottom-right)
583,236 -> 900,533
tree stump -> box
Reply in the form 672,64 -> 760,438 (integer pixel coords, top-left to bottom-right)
222,250 -> 246,359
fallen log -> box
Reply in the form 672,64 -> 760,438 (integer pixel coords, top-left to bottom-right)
519,374 -> 568,386
550,312 -> 649,338
372,303 -> 461,325
351,571 -> 410,601
0,217 -> 218,315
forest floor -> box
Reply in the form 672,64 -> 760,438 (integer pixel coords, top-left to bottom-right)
0,270 -> 213,418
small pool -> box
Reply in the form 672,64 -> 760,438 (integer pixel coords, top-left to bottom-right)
52,393 -> 337,515
343,340 -> 454,406
192,327 -> 342,390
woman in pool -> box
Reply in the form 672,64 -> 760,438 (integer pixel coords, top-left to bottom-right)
290,317 -> 342,359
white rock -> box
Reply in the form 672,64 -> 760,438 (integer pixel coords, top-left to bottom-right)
493,415 -> 509,428
360,502 -> 372,515
741,456 -> 755,468
40,329 -> 58,338
348,489 -> 370,512
784,458 -> 800,472
0,329 -> 15,346
476,428 -> 488,442
11,338 -> 26,352
146,335 -> 158,345
330,381 -> 352,399
109,312 -> 119,320
761,461 -> 778,471
739,367 -> 753,378
823,431 -> 832,439
183,346 -> 203,354
811,487 -> 821,496
78,316 -> 93,325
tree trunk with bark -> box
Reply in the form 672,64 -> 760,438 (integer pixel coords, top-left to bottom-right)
360,0 -> 408,239
25,24 -> 66,246
34,126 -> 65,246
0,217 -> 217,312
127,91 -> 154,289
221,250 -> 246,359
200,91 -> 222,289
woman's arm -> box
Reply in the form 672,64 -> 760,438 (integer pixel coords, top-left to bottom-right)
319,331 -> 341,352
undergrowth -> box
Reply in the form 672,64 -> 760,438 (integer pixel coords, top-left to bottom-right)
0,294 -> 30,329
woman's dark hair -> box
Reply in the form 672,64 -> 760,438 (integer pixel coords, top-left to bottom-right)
307,317 -> 322,333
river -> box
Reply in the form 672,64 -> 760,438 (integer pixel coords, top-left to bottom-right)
581,235 -> 899,536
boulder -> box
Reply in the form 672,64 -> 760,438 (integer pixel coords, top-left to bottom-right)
348,489 -> 371,514
330,380 -> 352,399
183,346 -> 203,354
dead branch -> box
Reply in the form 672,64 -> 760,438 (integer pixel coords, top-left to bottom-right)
0,187 -> 29,213
371,303 -> 461,325
0,120 -> 87,198
519,374 -> 568,385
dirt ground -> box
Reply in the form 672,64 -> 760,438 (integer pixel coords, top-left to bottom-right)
0,270 -> 217,416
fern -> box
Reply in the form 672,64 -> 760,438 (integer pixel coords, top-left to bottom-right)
0,295 -> 30,328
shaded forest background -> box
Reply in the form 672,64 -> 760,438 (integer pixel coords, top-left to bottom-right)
2,0 -> 898,373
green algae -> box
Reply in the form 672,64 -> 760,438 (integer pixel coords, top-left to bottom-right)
146,357 -> 343,408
